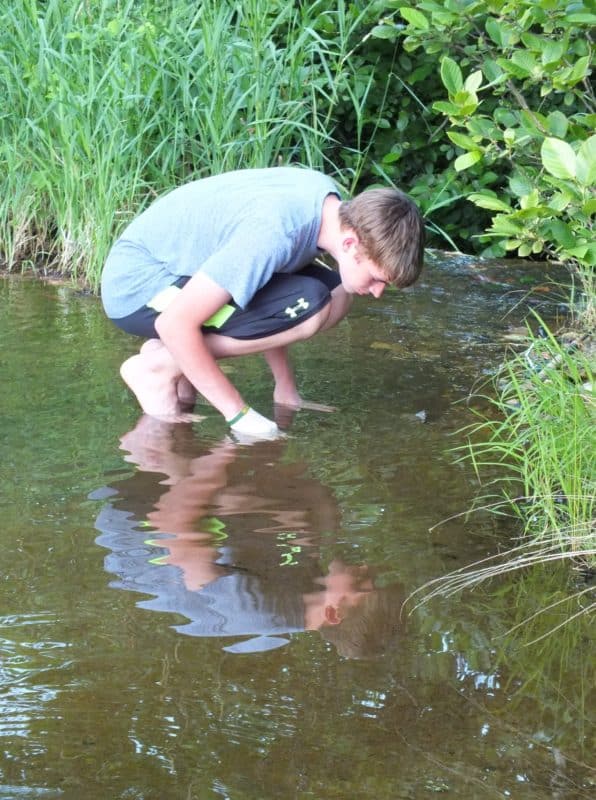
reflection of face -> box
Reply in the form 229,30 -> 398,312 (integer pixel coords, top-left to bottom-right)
338,239 -> 388,298
324,561 -> 374,597
303,560 -> 374,628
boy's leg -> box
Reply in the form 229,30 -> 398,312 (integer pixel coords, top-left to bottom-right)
207,282 -> 351,406
139,340 -> 197,408
120,340 -> 188,419
120,298 -> 344,418
203,284 -> 350,358
115,267 -> 351,418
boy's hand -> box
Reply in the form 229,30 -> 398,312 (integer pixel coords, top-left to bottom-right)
293,399 -> 336,412
229,407 -> 280,440
274,397 -> 336,413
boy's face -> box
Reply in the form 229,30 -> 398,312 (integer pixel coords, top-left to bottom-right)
337,235 -> 388,298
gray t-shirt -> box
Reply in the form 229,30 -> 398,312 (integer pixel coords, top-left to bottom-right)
101,167 -> 339,319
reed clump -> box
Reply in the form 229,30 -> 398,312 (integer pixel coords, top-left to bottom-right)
0,0 -> 376,287
475,323 -> 594,547
407,314 -> 595,635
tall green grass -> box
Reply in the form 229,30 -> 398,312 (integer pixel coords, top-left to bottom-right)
0,0 -> 379,287
407,318 -> 595,634
467,322 -> 594,551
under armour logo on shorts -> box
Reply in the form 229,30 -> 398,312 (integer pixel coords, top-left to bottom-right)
285,297 -> 310,319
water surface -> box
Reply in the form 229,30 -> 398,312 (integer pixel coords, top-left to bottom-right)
1,256 -> 594,798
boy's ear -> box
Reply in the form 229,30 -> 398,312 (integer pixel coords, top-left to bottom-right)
324,604 -> 343,625
341,230 -> 359,252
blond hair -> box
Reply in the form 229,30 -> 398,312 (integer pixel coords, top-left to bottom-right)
338,188 -> 425,287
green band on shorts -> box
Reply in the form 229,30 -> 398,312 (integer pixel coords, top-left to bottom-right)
204,304 -> 236,329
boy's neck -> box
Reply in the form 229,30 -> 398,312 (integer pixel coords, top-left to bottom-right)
317,194 -> 344,258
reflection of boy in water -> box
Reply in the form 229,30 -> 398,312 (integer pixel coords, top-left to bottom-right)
94,415 -> 404,658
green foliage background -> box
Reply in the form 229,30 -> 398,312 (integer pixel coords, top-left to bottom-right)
0,0 -> 379,283
1,0 -> 593,285
364,0 -> 595,269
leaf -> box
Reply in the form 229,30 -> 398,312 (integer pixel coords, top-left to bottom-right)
548,220 -> 576,249
469,192 -> 512,212
497,57 -> 529,80
541,40 -> 565,66
542,175 -> 582,200
467,117 -> 498,138
454,151 -> 481,171
483,59 -> 505,85
569,56 -> 590,85
509,173 -> 534,198
432,100 -> 460,116
541,138 -> 576,180
519,189 -> 541,209
491,217 -> 524,235
106,18 -> 122,37
511,50 -> 538,77
576,134 -> 596,186
447,131 -> 479,150
440,56 -> 463,95
370,24 -> 398,40
565,244 -> 588,258
485,17 -> 502,46
399,8 -> 430,30
464,70 -> 483,94
566,13 -> 596,24
547,192 -> 571,213
546,110 -> 568,138
453,89 -> 479,114
370,341 -> 409,356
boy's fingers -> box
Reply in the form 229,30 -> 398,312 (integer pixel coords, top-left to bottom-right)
275,399 -> 336,413
297,400 -> 336,413
153,412 -> 207,424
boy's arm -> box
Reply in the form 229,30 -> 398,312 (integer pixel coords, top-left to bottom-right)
264,346 -> 301,407
264,347 -> 335,412
155,271 -> 243,419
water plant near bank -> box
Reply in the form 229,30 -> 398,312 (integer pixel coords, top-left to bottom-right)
408,318 -> 595,628
472,323 -> 593,547
361,0 -> 595,607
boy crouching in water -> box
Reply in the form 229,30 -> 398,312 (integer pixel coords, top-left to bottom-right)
101,167 -> 424,438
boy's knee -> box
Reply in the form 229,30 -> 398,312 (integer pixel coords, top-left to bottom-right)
293,302 -> 332,340
213,271 -> 336,341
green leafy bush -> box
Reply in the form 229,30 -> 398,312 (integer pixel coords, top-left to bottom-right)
368,0 -> 595,267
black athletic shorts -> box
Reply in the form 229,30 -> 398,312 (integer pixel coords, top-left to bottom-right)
109,264 -> 341,340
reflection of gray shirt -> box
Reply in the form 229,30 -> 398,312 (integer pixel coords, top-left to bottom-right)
94,504 -> 305,644
101,167 -> 339,318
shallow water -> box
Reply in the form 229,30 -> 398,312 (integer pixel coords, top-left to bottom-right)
0,256 -> 594,799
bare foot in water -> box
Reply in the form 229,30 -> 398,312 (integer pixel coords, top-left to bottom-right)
120,340 -> 202,422
176,375 -> 198,409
